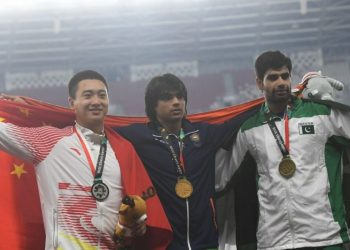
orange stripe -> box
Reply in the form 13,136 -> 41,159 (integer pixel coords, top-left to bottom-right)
210,198 -> 218,230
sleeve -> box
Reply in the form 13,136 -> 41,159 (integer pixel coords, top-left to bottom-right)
114,125 -> 140,145
215,129 -> 250,192
327,108 -> 350,145
0,122 -> 35,162
345,149 -> 350,174
0,122 -> 62,164
208,107 -> 259,149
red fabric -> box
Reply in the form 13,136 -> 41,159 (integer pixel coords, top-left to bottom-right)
21,96 -> 264,126
0,97 -> 263,249
106,127 -> 173,249
0,153 -> 44,250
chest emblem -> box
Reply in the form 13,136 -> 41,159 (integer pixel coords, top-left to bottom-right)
190,133 -> 200,143
70,147 -> 81,156
298,122 -> 315,135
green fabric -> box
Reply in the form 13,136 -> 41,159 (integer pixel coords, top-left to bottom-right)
291,98 -> 331,118
293,243 -> 345,250
237,242 -> 257,250
240,98 -> 332,133
325,140 -> 350,243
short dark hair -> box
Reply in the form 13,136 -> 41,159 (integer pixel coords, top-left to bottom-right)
145,73 -> 187,123
255,50 -> 292,80
68,70 -> 108,98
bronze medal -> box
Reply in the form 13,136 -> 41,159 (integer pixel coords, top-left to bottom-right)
279,156 -> 296,178
175,177 -> 193,199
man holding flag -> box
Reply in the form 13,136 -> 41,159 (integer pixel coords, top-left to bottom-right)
216,50 -> 350,250
115,73 -> 261,249
1,72 -> 263,249
0,70 -> 172,249
6,66 -> 343,250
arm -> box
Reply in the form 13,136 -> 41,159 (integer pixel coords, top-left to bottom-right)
328,108 -> 350,145
215,129 -> 250,192
0,122 -> 36,162
208,105 -> 260,149
0,122 -> 61,164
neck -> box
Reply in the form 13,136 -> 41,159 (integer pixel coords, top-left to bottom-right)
90,126 -> 104,135
160,120 -> 182,135
77,121 -> 104,135
266,101 -> 288,115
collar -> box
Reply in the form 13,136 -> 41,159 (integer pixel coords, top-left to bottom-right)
263,96 -> 300,120
75,122 -> 106,145
149,119 -> 198,138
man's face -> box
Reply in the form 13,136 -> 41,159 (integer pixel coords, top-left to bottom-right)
69,79 -> 109,129
256,66 -> 291,104
155,91 -> 186,125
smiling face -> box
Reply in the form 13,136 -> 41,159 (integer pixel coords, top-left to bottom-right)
68,79 -> 109,132
256,66 -> 292,105
154,91 -> 186,126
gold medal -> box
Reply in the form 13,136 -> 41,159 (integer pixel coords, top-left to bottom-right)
175,177 -> 193,199
279,156 -> 296,178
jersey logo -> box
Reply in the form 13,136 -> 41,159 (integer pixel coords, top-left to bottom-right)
298,122 -> 315,135
70,147 -> 81,156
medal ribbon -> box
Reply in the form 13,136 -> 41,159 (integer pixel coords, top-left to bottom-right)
265,112 -> 290,157
160,128 -> 186,176
73,126 -> 108,183
284,113 -> 290,152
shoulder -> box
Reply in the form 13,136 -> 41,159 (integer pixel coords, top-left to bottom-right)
5,123 -> 73,137
292,98 -> 332,118
106,127 -> 142,158
113,123 -> 151,143
182,119 -> 211,139
183,119 -> 204,129
240,105 -> 265,133
300,98 -> 350,111
42,125 -> 74,134
114,123 -> 148,134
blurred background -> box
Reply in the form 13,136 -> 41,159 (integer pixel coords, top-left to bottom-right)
0,0 -> 349,115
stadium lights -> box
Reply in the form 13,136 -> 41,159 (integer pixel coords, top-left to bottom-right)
0,0 -> 194,13
0,0 -> 114,12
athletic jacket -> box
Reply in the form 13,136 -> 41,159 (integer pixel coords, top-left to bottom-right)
216,98 -> 350,250
0,121 -> 172,250
0,122 -> 122,249
116,110 -> 257,250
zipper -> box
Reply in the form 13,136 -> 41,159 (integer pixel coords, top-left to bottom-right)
97,206 -> 104,250
160,128 -> 198,249
185,198 -> 192,250
281,118 -> 295,247
285,180 -> 295,247
180,130 -> 192,249
52,208 -> 58,248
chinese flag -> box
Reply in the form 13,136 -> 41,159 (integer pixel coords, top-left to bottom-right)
0,97 -> 262,250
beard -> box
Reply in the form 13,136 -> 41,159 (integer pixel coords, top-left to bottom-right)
266,86 -> 291,104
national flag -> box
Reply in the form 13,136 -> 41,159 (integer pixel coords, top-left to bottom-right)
0,96 -> 263,249
298,123 -> 315,135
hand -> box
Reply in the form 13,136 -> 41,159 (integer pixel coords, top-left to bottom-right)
0,93 -> 27,104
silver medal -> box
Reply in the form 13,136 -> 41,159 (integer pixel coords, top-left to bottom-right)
91,182 -> 109,201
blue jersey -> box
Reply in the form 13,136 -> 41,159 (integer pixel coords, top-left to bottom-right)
115,109 -> 257,250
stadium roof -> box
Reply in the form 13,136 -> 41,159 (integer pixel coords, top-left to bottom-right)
0,0 -> 349,75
